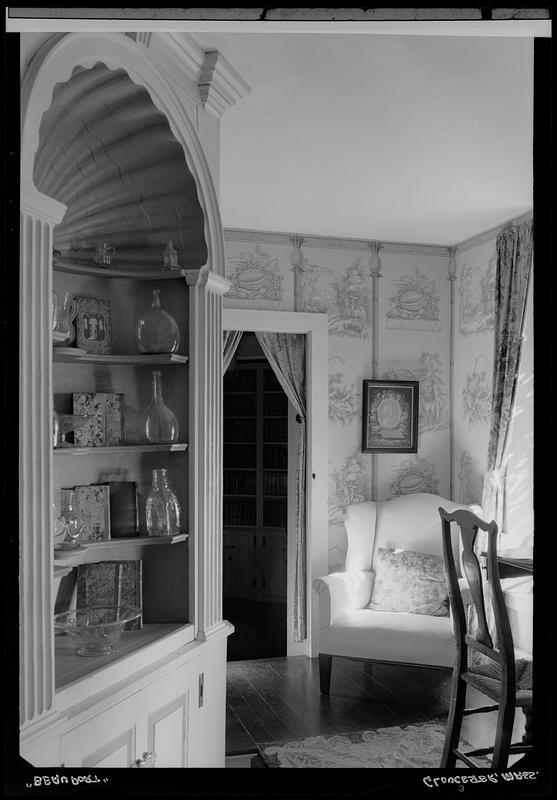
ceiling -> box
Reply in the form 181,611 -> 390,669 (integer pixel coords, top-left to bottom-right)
191,31 -> 534,246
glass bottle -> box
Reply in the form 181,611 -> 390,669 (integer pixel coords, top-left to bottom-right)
53,489 -> 83,551
144,370 -> 179,443
53,291 -> 78,346
51,292 -> 58,331
145,469 -> 181,536
135,289 -> 180,354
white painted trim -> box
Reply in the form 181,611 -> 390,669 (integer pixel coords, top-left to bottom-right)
20,31 -> 226,276
21,182 -> 66,225
198,50 -> 251,119
223,309 -> 329,658
224,228 -> 450,257
6,17 -> 552,38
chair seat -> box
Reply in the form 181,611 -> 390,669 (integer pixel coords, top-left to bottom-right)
322,609 -> 455,666
464,658 -> 532,708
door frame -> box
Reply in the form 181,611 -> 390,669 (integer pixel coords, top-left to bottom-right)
223,308 -> 328,658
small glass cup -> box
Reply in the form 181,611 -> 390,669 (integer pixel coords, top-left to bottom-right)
53,489 -> 83,551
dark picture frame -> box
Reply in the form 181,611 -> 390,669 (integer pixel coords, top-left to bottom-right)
362,380 -> 419,453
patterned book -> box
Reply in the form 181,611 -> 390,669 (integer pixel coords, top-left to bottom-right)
104,393 -> 125,445
72,392 -> 124,447
76,560 -> 143,629
74,484 -> 111,543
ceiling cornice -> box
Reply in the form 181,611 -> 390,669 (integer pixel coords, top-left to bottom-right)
198,50 -> 251,119
224,228 -> 450,258
454,209 -> 533,254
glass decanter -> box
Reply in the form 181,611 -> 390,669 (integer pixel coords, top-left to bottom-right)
145,469 -> 181,536
144,369 -> 179,443
52,291 -> 78,346
135,289 -> 180,354
53,489 -> 83,551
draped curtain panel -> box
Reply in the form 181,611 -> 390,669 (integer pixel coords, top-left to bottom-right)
256,332 -> 307,642
482,218 -> 533,532
223,330 -> 244,373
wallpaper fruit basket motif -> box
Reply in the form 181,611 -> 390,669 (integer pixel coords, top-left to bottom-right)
226,245 -> 284,302
386,269 -> 440,331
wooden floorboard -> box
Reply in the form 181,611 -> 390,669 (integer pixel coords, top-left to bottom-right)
225,656 -> 527,760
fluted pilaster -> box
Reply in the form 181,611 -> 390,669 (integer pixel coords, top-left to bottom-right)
20,184 -> 66,728
186,268 -> 231,639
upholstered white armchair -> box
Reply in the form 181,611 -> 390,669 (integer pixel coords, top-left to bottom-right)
312,492 -> 469,693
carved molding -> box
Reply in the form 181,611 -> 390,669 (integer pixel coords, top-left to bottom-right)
224,228 -> 450,258
21,182 -> 66,225
156,32 -> 206,84
198,50 -> 251,119
20,31 -> 226,276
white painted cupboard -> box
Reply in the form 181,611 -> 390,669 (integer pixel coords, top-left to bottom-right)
19,31 -> 249,768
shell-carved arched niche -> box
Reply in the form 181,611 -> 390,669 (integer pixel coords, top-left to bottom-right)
33,62 -> 208,271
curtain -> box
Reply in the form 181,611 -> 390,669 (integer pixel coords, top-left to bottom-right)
256,332 -> 307,642
482,218 -> 533,532
223,330 -> 243,373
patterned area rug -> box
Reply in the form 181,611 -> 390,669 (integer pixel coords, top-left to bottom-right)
258,721 -> 489,768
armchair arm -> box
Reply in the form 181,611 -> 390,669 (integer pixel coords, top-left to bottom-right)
312,570 -> 375,627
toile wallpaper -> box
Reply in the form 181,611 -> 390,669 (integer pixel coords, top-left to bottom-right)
223,233 -> 451,570
453,239 -> 497,509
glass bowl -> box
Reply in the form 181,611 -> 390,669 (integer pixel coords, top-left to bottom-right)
54,606 -> 141,657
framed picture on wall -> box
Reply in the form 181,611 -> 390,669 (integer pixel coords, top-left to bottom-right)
362,380 -> 419,453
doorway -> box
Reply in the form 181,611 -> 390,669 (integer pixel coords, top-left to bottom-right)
222,308 -> 329,658
223,333 -> 288,660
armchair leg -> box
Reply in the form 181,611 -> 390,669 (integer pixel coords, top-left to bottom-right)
319,654 -> 332,694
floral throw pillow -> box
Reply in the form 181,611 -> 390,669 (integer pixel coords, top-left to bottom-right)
368,548 -> 449,616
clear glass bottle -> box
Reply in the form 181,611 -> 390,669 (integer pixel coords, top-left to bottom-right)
135,289 -> 180,354
145,469 -> 181,536
53,291 -> 78,346
53,489 -> 83,551
144,370 -> 179,443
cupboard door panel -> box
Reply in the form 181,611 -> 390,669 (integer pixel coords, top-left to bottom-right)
85,733 -> 134,768
147,695 -> 188,768
61,696 -> 142,767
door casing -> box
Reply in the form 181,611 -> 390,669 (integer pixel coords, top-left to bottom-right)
222,309 -> 328,657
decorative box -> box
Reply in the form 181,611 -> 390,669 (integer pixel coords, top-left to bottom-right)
72,392 -> 124,447
74,484 -> 111,543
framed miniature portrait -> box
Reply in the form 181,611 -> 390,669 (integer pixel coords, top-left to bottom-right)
75,296 -> 112,355
362,380 -> 419,453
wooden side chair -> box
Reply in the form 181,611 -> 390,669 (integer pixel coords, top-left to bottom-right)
439,507 -> 533,769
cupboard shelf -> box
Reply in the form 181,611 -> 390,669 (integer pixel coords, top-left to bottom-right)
52,351 -> 188,365
55,622 -> 193,691
54,534 -> 188,567
54,443 -> 188,456
53,260 -> 187,280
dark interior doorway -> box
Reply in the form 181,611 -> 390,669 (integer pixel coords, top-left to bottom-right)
223,333 -> 288,660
